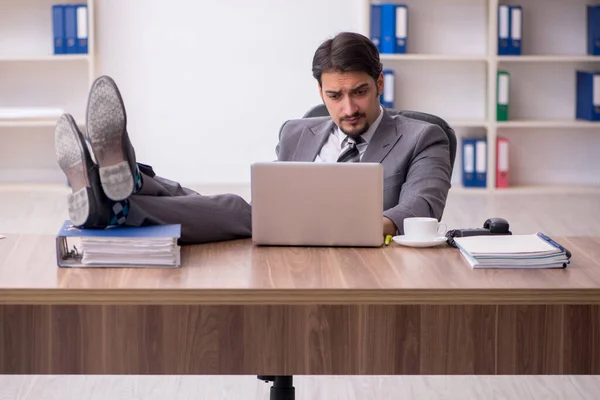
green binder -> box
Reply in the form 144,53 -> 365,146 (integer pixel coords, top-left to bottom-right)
497,70 -> 510,121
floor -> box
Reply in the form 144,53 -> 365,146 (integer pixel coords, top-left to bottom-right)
1,183 -> 599,399
0,375 -> 599,400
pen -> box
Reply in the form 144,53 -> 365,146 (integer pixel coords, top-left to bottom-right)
385,235 -> 393,246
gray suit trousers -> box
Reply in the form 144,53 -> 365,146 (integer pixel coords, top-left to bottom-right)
125,166 -> 252,244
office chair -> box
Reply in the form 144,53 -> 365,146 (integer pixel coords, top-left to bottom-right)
302,103 -> 457,171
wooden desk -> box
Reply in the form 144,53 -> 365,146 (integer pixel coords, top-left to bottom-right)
0,234 -> 599,375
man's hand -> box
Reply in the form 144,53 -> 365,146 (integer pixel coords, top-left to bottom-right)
383,216 -> 398,237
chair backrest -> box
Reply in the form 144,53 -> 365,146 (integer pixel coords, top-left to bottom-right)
301,104 -> 457,171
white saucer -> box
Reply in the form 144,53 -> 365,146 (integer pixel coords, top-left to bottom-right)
392,235 -> 447,248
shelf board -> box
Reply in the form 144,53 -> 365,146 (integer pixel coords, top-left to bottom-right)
0,119 -> 84,128
0,54 -> 90,62
497,55 -> 600,63
496,120 -> 600,129
448,120 -> 489,128
380,54 -> 487,62
492,185 -> 600,194
450,185 -> 600,194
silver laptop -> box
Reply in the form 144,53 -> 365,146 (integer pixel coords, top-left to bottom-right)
251,162 -> 384,247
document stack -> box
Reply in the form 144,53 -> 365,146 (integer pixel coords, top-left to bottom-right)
56,221 -> 181,268
454,232 -> 571,269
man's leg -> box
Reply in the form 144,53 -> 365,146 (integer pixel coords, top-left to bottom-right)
125,165 -> 252,244
55,75 -> 252,244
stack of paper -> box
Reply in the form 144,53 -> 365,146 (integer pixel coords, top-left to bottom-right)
454,232 -> 571,269
80,237 -> 180,266
56,221 -> 181,268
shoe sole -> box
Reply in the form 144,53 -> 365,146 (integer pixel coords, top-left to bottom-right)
86,76 -> 134,201
55,114 -> 92,227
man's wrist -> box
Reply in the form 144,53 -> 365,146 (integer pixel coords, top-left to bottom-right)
383,216 -> 398,236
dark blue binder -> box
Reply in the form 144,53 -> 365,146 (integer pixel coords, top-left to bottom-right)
381,4 -> 396,54
587,5 -> 600,56
576,70 -> 600,121
381,4 -> 407,54
380,69 -> 395,108
76,5 -> 89,54
64,5 -> 78,54
52,5 -> 65,55
55,220 -> 182,267
474,138 -> 487,187
461,138 -> 476,187
509,5 -> 522,55
370,4 -> 382,51
498,5 -> 511,55
462,138 -> 486,188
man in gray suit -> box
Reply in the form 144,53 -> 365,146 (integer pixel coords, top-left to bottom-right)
277,32 -> 452,237
54,32 -> 451,244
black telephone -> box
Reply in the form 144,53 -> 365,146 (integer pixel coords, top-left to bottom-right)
445,218 -> 512,248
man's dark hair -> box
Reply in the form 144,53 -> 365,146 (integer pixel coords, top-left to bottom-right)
312,32 -> 383,87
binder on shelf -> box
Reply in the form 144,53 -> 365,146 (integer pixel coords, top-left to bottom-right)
587,5 -> 600,56
380,69 -> 395,108
52,5 -> 65,55
64,5 -> 78,54
576,70 -> 600,121
475,138 -> 487,187
380,4 -> 407,54
370,4 -> 382,51
462,138 -> 475,187
509,5 -> 522,55
497,70 -> 510,121
462,138 -> 485,188
76,5 -> 89,54
56,220 -> 182,268
498,5 -> 510,56
496,136 -> 509,188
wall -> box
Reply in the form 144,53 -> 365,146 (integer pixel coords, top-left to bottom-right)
95,0 -> 365,185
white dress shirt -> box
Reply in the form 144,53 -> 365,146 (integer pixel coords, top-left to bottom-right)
315,106 -> 384,163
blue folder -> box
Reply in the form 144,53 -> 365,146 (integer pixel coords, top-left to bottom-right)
76,5 -> 89,54
52,5 -> 65,55
509,5 -> 522,55
381,4 -> 407,54
576,70 -> 600,121
55,220 -> 182,267
498,5 -> 511,55
370,4 -> 382,51
380,69 -> 395,108
64,5 -> 78,54
462,138 -> 486,188
588,5 -> 600,56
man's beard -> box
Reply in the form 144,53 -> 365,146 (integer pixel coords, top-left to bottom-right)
340,112 -> 370,138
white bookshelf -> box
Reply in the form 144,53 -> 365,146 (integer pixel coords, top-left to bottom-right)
380,54 -> 488,62
0,0 -> 96,183
365,0 -> 600,192
0,54 -> 91,62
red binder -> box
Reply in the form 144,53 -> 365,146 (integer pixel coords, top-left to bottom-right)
496,137 -> 509,188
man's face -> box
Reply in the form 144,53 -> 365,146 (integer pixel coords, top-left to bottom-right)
319,70 -> 384,138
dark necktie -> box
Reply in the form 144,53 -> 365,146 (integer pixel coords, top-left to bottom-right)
337,136 -> 364,163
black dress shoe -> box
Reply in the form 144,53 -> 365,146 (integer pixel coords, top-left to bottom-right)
54,114 -> 112,228
86,75 -> 138,201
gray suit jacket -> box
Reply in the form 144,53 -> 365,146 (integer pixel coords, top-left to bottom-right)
275,109 -> 452,234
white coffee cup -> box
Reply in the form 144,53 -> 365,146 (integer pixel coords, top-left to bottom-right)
403,217 -> 447,241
